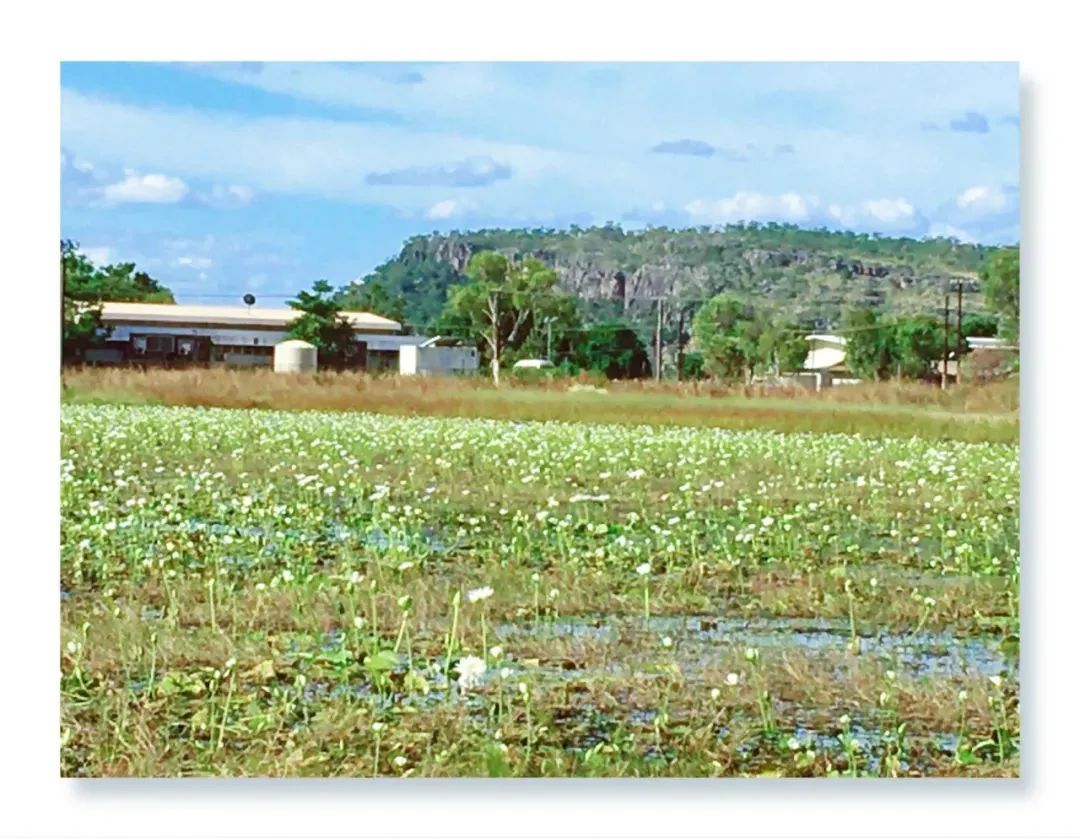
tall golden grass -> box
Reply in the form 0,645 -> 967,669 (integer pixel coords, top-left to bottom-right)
60,366 -> 1018,443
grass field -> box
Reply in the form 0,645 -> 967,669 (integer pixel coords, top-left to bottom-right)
61,367 -> 1019,444
60,397 -> 1019,777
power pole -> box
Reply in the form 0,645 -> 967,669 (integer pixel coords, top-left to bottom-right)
955,280 -> 964,383
654,296 -> 663,382
941,293 -> 950,390
546,317 -> 553,362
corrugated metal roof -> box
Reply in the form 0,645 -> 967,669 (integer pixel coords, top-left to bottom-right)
99,302 -> 401,332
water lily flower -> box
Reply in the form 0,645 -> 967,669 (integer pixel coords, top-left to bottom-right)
455,655 -> 487,690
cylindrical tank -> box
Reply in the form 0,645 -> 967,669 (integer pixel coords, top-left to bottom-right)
273,339 -> 318,373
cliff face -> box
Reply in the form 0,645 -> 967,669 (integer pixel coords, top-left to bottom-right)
360,224 -> 996,333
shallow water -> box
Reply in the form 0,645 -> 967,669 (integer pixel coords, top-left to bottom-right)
495,614 -> 1014,680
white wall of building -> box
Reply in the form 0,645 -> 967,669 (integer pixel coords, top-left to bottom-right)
400,345 -> 479,375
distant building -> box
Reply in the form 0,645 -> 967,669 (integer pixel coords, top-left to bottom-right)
797,334 -> 857,390
399,337 -> 480,376
80,302 -> 476,374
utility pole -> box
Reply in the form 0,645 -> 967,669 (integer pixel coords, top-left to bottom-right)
955,280 -> 964,383
941,293 -> 950,391
546,317 -> 554,362
654,296 -> 663,382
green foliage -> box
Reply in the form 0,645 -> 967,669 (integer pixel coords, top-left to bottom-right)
980,248 -> 1019,340
691,294 -> 768,381
842,308 -> 894,381
891,315 -> 946,379
679,351 -> 707,380
61,240 -> 175,362
357,224 -> 1006,346
567,322 -> 652,379
344,255 -> 464,330
760,322 -> 809,373
961,312 -> 1000,338
337,280 -> 407,326
439,252 -> 576,382
286,280 -> 360,369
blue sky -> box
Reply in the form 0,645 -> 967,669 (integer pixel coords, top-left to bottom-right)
60,62 -> 1019,304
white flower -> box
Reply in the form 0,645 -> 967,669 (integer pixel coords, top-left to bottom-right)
499,667 -> 512,680
744,648 -> 759,663
725,672 -> 740,686
371,722 -> 385,733
353,616 -> 365,629
990,675 -> 1003,688
455,655 -> 487,690
636,563 -> 651,576
489,645 -> 503,660
467,586 -> 494,603
710,687 -> 721,700
392,755 -> 408,768
281,569 -> 294,583
660,636 -> 673,648
787,736 -> 801,751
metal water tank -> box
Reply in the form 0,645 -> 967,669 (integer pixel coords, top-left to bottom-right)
273,339 -> 318,373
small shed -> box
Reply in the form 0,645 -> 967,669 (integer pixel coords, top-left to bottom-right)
399,337 -> 479,376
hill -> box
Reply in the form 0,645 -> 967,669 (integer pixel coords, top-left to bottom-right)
341,223 -> 1003,341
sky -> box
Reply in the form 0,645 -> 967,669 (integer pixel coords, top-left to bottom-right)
60,62 -> 1020,304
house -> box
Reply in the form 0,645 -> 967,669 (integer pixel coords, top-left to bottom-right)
796,334 -> 858,391
86,301 -> 402,368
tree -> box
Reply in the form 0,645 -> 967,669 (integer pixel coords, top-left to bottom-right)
439,252 -> 571,385
961,312 -> 999,338
981,248 -> 1019,340
61,240 -> 175,363
759,322 -> 809,374
890,314 -> 945,379
569,322 -> 652,379
337,279 -> 407,326
842,308 -> 894,380
691,294 -> 768,382
286,280 -> 359,370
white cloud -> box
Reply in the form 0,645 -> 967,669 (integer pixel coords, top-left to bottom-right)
200,183 -> 256,208
955,184 -> 1009,212
927,223 -> 977,243
175,256 -> 213,269
827,197 -> 924,232
425,199 -> 475,220
82,246 -> 112,265
102,170 -> 189,204
684,192 -> 819,225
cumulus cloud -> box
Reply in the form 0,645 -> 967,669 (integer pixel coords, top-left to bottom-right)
102,170 -> 190,204
827,197 -> 927,234
366,157 -> 511,187
684,192 -> 819,225
930,183 -> 1019,244
425,198 -> 475,220
199,183 -> 256,208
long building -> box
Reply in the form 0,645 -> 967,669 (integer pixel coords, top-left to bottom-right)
83,302 -> 471,372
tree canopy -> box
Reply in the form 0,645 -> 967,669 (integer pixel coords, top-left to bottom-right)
438,252 -> 576,384
61,240 -> 175,363
286,280 -> 360,369
981,247 -> 1019,341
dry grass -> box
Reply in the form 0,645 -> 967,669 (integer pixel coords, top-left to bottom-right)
61,366 -> 1019,443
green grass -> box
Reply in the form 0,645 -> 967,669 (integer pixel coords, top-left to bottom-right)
61,404 -> 1019,777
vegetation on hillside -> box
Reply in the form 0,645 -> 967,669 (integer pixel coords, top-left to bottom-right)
343,223 -> 1000,337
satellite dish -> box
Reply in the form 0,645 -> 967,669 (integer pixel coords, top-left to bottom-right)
243,293 -> 256,307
